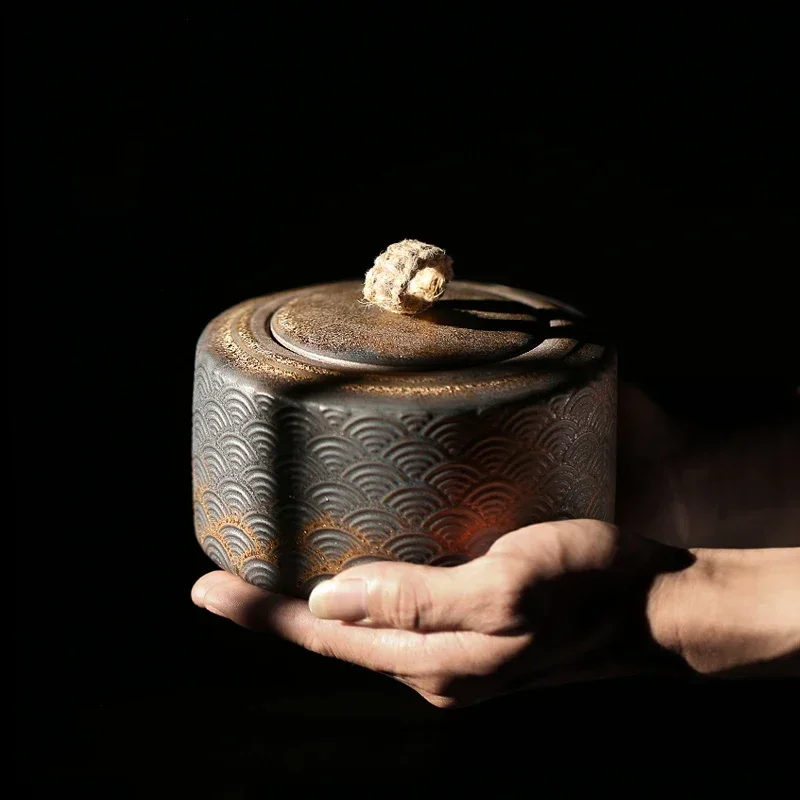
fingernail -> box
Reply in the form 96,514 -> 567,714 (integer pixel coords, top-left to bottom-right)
191,573 -> 231,607
309,579 -> 367,621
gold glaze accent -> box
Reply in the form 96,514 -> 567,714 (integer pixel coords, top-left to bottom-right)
198,282 -> 608,401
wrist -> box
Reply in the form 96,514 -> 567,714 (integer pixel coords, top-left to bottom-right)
648,547 -> 800,677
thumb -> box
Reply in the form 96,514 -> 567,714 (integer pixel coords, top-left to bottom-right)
307,558 -> 518,633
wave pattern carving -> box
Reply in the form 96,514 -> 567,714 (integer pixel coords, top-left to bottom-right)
192,363 -> 615,597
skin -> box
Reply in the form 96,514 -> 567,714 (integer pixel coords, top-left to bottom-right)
191,386 -> 800,708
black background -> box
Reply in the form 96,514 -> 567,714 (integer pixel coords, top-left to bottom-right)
9,8 -> 799,793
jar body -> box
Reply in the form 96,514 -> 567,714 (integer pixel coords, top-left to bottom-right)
192,284 -> 616,597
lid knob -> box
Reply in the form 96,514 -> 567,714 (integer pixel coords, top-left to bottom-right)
362,239 -> 454,315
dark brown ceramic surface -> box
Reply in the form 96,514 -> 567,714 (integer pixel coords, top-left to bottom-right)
192,280 -> 617,597
270,283 -> 543,369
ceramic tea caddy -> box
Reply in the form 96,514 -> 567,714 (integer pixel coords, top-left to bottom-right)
192,241 -> 616,597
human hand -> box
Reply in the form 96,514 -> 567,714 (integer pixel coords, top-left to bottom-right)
192,518 -> 691,708
191,386 -> 800,705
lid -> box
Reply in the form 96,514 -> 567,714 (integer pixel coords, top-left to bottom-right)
270,281 -> 548,370
200,239 -> 610,404
267,238 -> 575,372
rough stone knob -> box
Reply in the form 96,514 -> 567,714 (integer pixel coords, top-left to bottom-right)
362,239 -> 454,315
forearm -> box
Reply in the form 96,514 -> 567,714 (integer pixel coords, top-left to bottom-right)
648,547 -> 800,677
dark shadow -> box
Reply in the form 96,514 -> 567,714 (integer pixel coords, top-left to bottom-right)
715,647 -> 800,678
424,298 -> 609,346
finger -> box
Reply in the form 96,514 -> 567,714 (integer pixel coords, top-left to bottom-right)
306,520 -> 623,633
192,571 -> 435,674
191,571 -> 525,676
192,571 -> 306,631
306,557 -> 525,634
191,571 -> 237,606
